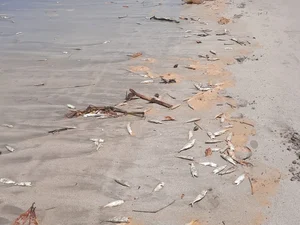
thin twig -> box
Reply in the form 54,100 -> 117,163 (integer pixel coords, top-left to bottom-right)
132,200 -> 175,213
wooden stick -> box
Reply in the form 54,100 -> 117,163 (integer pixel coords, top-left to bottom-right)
132,200 -> 175,213
129,89 -> 173,108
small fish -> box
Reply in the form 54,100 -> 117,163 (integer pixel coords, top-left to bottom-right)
185,118 -> 201,123
2,124 -> 13,128
227,141 -> 235,151
215,113 -> 224,119
226,132 -> 233,141
103,40 -> 110,44
67,104 -> 75,109
223,124 -> 233,128
189,190 -> 208,207
0,178 -> 15,184
220,146 -> 229,153
198,87 -> 211,91
148,119 -> 163,124
5,145 -> 15,152
126,122 -> 134,136
218,166 -> 236,175
194,83 -> 201,90
189,163 -> 198,178
234,174 -> 246,185
205,139 -> 223,144
220,114 -> 226,123
185,220 -> 200,225
170,104 -> 181,110
210,50 -> 217,55
90,138 -> 104,151
188,130 -> 193,140
153,182 -> 165,192
200,162 -> 217,168
211,148 -> 220,152
106,216 -> 129,223
178,139 -> 196,153
207,131 -> 215,139
214,129 -> 228,136
114,179 -> 130,187
176,155 -> 194,161
213,165 -> 227,174
104,200 -> 125,208
207,57 -> 219,61
15,182 -> 32,187
141,80 -> 153,84
220,153 -> 236,165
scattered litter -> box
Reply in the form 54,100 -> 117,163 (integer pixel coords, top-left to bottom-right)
194,83 -> 211,91
200,162 -> 217,168
178,139 -> 196,153
2,124 -> 13,128
218,166 -> 236,175
188,130 -> 193,140
214,129 -> 229,137
189,190 -> 207,207
150,16 -> 179,23
67,104 -> 75,109
213,165 -> 227,174
237,3 -> 246,8
234,174 -> 246,185
173,64 -> 179,68
148,119 -> 163,124
0,178 -> 15,184
15,182 -> 32,187
133,200 -> 175,213
170,104 -> 181,110
207,57 -> 220,61
218,17 -> 230,25
0,178 -> 32,187
127,52 -> 142,58
185,118 -> 200,123
205,139 -> 223,144
205,148 -> 212,156
184,35 -> 192,38
5,145 -> 15,152
226,132 -> 233,141
189,163 -> 198,178
90,138 -> 104,151
185,220 -> 200,225
220,153 -> 236,165
141,79 -> 154,84
153,182 -> 165,192
127,122 -> 134,136
12,203 -> 38,225
16,32 -> 22,35
106,216 -> 130,223
48,126 -> 76,134
176,155 -> 194,161
207,132 -> 215,139
235,146 -> 252,160
104,200 -> 124,208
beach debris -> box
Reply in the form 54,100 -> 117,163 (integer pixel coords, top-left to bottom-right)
200,162 -> 217,168
205,148 -> 212,156
106,216 -> 130,223
215,113 -> 224,119
218,17 -> 230,25
197,32 -> 209,37
231,38 -> 246,46
185,118 -> 201,123
214,129 -> 229,137
210,50 -> 217,55
163,116 -> 176,121
5,145 -> 15,152
118,15 -> 128,19
176,155 -> 194,161
153,182 -> 165,192
178,139 -> 196,153
234,174 -> 246,185
67,104 -> 75,109
104,200 -> 124,208
185,65 -> 196,70
220,153 -> 236,165
0,178 -> 32,187
229,119 -> 254,127
2,124 -> 13,128
127,52 -> 142,58
90,138 -> 104,151
128,89 -> 173,108
141,80 -> 154,84
150,16 -> 179,23
226,132 -> 233,141
189,190 -> 207,207
0,14 -> 15,23
189,163 -> 198,178
194,122 -> 202,131
133,200 -> 175,213
213,165 -> 227,174
235,56 -> 247,63
205,139 -> 223,144
148,119 -> 163,124
160,76 -> 176,84
207,132 -> 215,139
114,179 -> 131,188
184,0 -> 204,4
173,64 -> 178,68
48,126 -> 76,134
126,122 -> 134,136
12,203 -> 38,225
170,104 -> 181,110
188,130 -> 193,140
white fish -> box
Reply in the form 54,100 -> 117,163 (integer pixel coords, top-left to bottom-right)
67,104 -> 75,109
227,141 -> 235,151
141,80 -> 153,84
103,40 -> 111,44
2,124 -> 13,128
104,200 -> 124,208
90,138 -> 104,151
220,146 -> 229,153
0,178 -> 32,187
114,179 -> 131,188
207,131 -> 215,139
148,119 -> 163,124
223,124 -> 233,128
126,122 -> 134,136
106,216 -> 129,223
210,50 -> 217,55
226,132 -> 233,141
194,83 -> 201,90
15,182 -> 32,187
178,139 -> 196,153
185,118 -> 201,123
84,113 -> 108,118
213,129 -> 228,136
205,139 -> 223,144
189,190 -> 208,207
176,155 -> 194,161
0,178 -> 15,184
220,114 -> 226,123
215,113 -> 223,119
188,130 -> 193,140
153,182 -> 165,192
211,148 -> 220,152
220,153 -> 236,165
213,165 -> 227,174
170,104 -> 181,110
200,162 -> 218,168
218,166 -> 236,175
189,163 -> 198,177
5,145 -> 15,152
234,174 -> 246,185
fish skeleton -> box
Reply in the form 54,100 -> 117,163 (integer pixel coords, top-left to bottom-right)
148,119 -> 163,124
126,122 -> 134,136
104,200 -> 124,208
185,118 -> 201,123
189,190 -> 208,207
189,163 -> 198,177
178,139 -> 196,153
213,165 -> 227,174
220,153 -> 236,165
214,129 -> 228,136
218,166 -> 236,175
153,182 -> 165,192
5,145 -> 14,152
207,131 -> 215,139
176,155 -> 194,161
188,130 -> 193,140
200,162 -> 218,168
205,139 -> 223,144
114,179 -> 130,187
226,132 -> 233,141
106,216 -> 130,223
234,174 -> 246,185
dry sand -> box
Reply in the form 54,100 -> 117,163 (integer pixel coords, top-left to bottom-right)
0,0 -> 300,224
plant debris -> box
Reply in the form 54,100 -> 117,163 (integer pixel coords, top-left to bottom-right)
48,126 -> 76,134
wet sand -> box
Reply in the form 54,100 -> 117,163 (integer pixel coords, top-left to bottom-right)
1,0 -> 300,225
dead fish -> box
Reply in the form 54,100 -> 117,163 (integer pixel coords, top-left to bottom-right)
223,124 -> 233,128
153,182 -> 165,192
220,114 -> 226,123
90,138 -> 104,151
210,50 -> 217,55
2,124 -> 13,128
215,113 -> 224,119
189,163 -> 198,178
104,200 -> 125,208
207,131 -> 215,139
15,182 -> 32,187
207,57 -> 219,61
106,216 -> 130,223
178,139 -> 196,153
141,80 -> 153,84
114,179 -> 130,188
218,166 -> 236,175
185,118 -> 201,123
227,141 -> 235,151
211,148 -> 220,152
226,132 -> 233,141
194,83 -> 201,90
214,129 -> 228,136
213,165 -> 227,174
189,190 -> 207,207
188,130 -> 193,140
234,174 -> 246,185
170,104 -> 181,110
148,119 -> 163,124
126,122 -> 134,136
200,162 -> 218,168
220,146 -> 229,153
0,178 -> 15,184
220,153 -> 236,165
185,220 -> 200,225
205,139 -> 223,144
67,104 -> 75,109
176,155 -> 194,161
5,145 -> 15,152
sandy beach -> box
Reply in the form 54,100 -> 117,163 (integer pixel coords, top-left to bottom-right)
1,0 -> 300,224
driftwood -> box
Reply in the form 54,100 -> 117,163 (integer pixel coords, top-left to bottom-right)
129,89 -> 173,108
